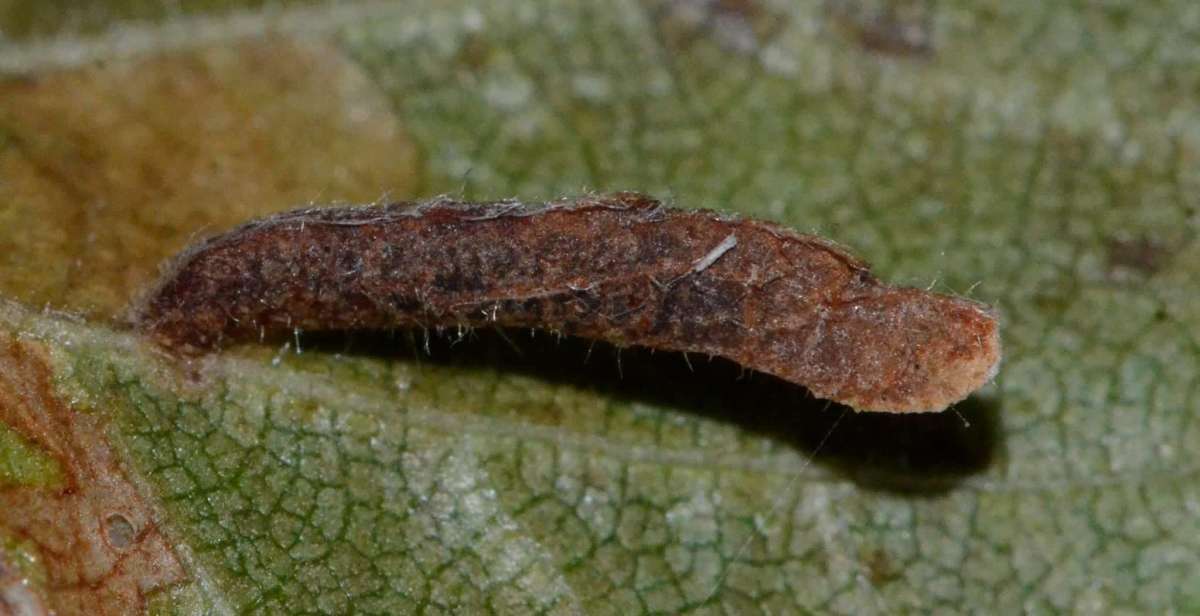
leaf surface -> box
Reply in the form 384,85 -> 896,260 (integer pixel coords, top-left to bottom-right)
1,1 -> 1198,613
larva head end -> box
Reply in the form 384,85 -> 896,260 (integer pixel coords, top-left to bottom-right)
859,295 -> 1002,414
810,290 -> 1002,414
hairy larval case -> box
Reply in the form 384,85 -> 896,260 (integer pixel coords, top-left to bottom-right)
132,192 -> 1000,413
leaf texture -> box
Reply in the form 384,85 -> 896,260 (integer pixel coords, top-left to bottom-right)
1,0 -> 1198,613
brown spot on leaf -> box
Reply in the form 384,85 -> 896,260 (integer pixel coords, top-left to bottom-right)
828,0 -> 935,58
0,336 -> 186,615
0,38 -> 419,321
863,548 -> 900,585
456,33 -> 494,72
1106,235 -> 1170,280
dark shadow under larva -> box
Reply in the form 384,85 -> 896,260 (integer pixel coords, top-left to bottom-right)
130,192 -> 1000,413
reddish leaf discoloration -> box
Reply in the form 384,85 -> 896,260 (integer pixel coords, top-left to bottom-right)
0,337 -> 186,616
132,193 -> 1000,413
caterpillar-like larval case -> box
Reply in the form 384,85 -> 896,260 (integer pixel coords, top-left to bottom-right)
131,192 -> 1000,413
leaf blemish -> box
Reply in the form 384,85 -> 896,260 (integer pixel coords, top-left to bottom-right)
1105,234 -> 1170,279
104,513 -> 135,550
829,0 -> 935,59
130,192 -> 1001,414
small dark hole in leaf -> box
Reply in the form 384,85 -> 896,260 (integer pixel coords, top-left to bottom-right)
104,513 -> 135,549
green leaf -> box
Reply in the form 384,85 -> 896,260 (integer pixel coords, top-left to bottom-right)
0,421 -> 62,487
1,0 -> 1199,613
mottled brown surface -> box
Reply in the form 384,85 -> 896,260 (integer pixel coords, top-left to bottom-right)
132,193 -> 1000,413
0,39 -> 418,320
0,336 -> 186,615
